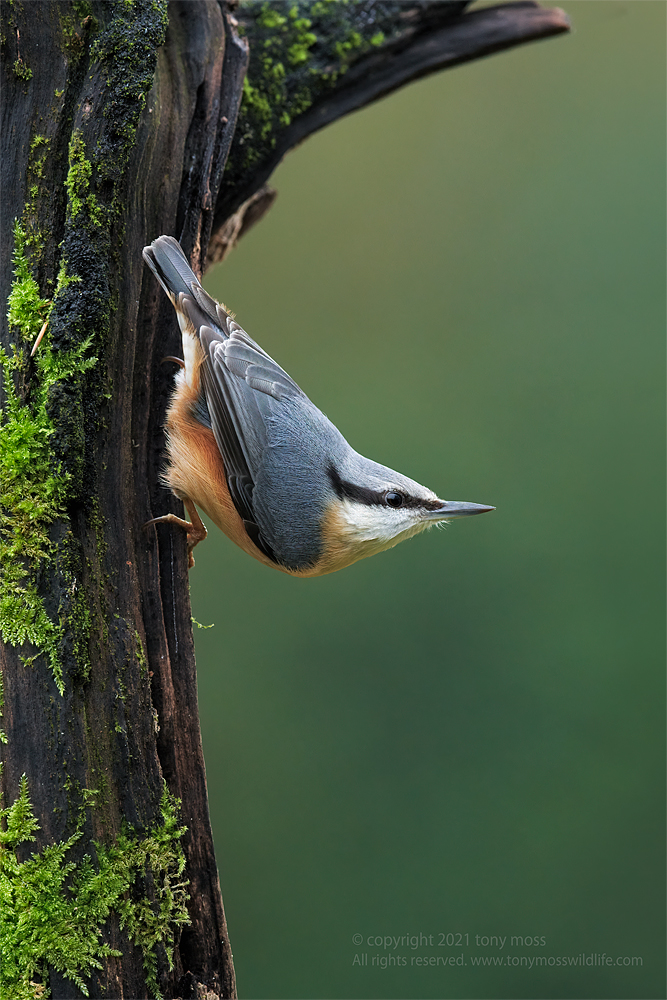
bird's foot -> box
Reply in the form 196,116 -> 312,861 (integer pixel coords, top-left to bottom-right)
144,499 -> 207,568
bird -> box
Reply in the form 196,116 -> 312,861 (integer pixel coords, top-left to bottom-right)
143,235 -> 494,575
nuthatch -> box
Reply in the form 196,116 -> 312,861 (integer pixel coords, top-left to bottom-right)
143,236 -> 494,574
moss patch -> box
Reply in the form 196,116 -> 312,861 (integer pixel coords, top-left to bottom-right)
0,671 -> 6,744
65,132 -> 104,226
2,0 -> 169,694
13,55 -> 32,80
72,0 -> 93,17
0,777 -> 190,1000
28,135 -> 49,181
89,0 -> 169,186
19,135 -> 52,264
1,222 -> 95,694
229,0 -> 408,176
134,629 -> 148,681
59,2 -> 97,60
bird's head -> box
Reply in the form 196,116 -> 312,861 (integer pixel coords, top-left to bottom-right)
315,457 -> 494,574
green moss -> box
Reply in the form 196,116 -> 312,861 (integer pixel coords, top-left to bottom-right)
99,789 -> 190,997
191,617 -> 214,630
58,0 -> 98,64
71,0 -> 92,16
59,1 -> 97,58
134,629 -> 148,680
19,137 -> 52,260
0,671 -> 6,744
333,27 -> 362,61
65,132 -> 91,217
28,136 -> 49,179
54,260 -> 83,298
21,4 -> 171,698
2,5 -> 184,699
65,132 -> 105,226
60,16 -> 82,56
0,777 -> 190,1000
237,2 -> 320,155
228,1 -> 408,182
63,540 -> 93,683
89,0 -> 169,187
13,56 -> 32,80
89,495 -> 107,568
61,775 -> 99,824
6,221 -> 49,339
1,221 -> 95,695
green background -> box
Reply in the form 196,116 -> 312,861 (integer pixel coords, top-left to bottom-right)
194,3 -> 665,997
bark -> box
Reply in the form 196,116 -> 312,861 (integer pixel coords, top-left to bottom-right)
0,2 -> 568,998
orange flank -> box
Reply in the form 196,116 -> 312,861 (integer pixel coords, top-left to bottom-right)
163,347 -> 277,569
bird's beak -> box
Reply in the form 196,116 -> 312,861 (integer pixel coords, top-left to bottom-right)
426,500 -> 495,520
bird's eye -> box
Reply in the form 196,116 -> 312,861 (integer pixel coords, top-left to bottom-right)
385,491 -> 404,508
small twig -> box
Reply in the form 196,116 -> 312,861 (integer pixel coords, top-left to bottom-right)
30,318 -> 49,357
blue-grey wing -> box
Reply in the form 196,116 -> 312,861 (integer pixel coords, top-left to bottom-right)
182,295 -> 307,562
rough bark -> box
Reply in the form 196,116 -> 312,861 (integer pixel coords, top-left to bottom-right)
0,2 -> 568,998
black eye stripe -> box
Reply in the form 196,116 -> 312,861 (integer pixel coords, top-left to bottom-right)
327,465 -> 442,511
327,465 -> 383,505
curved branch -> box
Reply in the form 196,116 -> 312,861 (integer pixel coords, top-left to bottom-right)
291,2 -> 570,142
212,0 -> 570,237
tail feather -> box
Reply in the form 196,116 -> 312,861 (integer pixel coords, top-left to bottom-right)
143,235 -> 232,334
143,235 -> 199,303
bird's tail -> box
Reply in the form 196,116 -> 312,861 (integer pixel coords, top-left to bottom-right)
143,235 -> 199,305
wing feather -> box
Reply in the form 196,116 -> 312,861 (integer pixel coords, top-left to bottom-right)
197,320 -> 306,566
145,236 -> 308,565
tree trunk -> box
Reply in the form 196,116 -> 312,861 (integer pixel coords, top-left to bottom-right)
0,2 -> 568,998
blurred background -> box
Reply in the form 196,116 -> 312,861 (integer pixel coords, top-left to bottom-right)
193,2 -> 665,997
